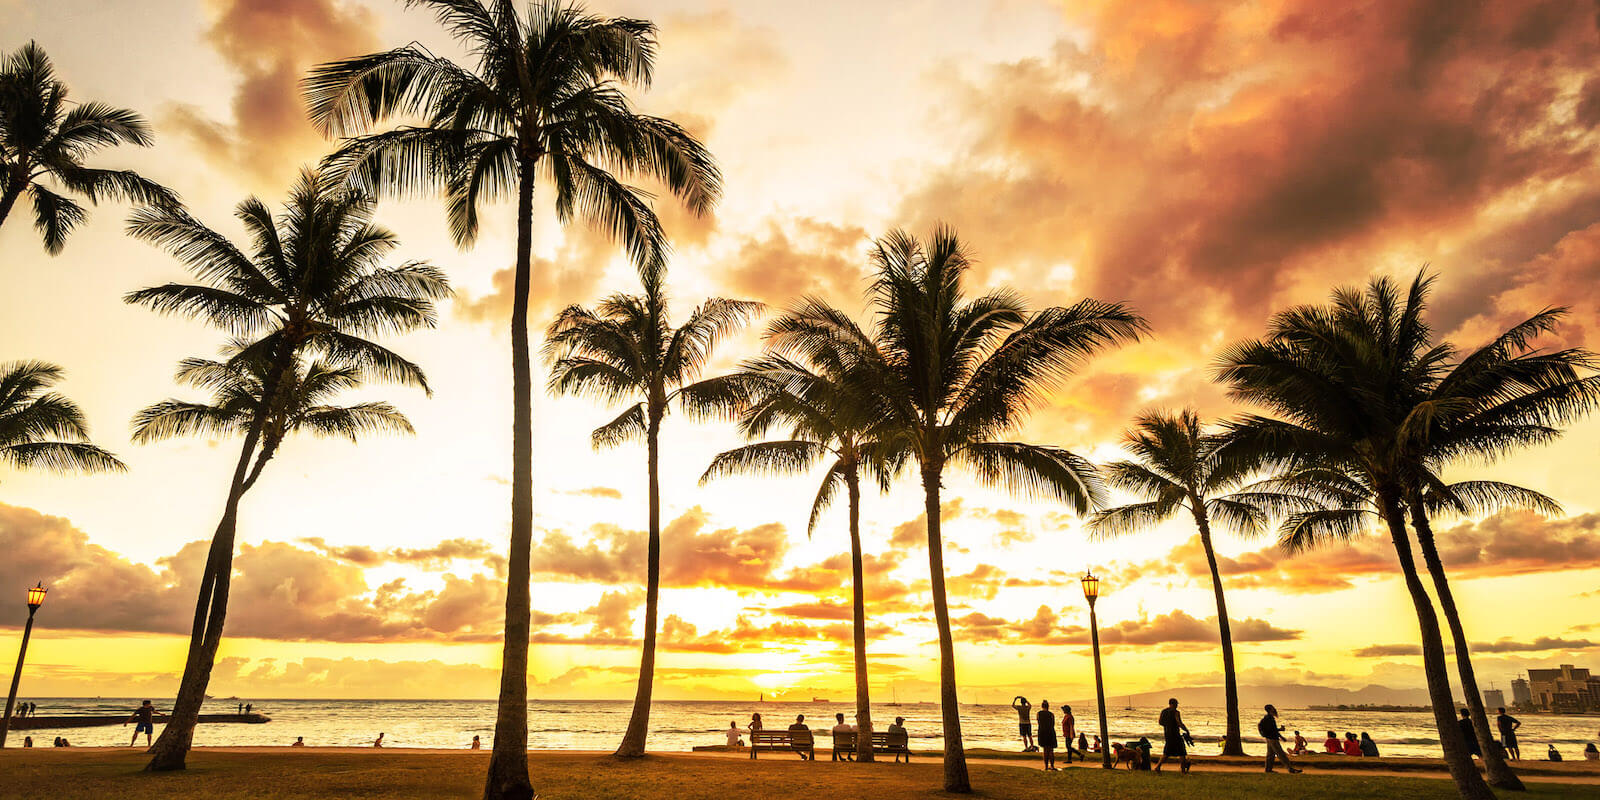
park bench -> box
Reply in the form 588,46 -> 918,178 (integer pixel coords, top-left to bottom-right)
832,730 -> 911,761
749,728 -> 814,759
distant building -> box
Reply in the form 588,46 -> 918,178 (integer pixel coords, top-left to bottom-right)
1511,678 -> 1532,709
1526,664 -> 1596,712
1482,689 -> 1505,710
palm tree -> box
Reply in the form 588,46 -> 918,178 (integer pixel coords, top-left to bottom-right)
0,360 -> 124,475
769,227 -> 1145,792
133,342 -> 417,491
1214,273 -> 1505,799
545,274 -> 758,757
304,4 -> 717,791
127,169 -> 448,771
1087,409 -> 1304,756
700,343 -> 904,762
0,41 -> 175,253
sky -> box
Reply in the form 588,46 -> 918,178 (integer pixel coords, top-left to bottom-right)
2,0 -> 1599,704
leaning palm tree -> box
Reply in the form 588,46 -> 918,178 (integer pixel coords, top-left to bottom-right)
700,346 -> 904,762
1087,409 -> 1305,756
0,360 -> 124,475
769,227 -> 1145,792
1214,273 -> 1512,800
545,275 -> 759,758
133,342 -> 417,492
304,4 -> 717,791
127,169 -> 449,772
0,41 -> 175,252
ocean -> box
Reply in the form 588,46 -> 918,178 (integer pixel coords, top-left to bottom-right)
16,698 -> 1599,758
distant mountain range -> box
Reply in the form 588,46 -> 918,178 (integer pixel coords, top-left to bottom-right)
1069,683 -> 1435,709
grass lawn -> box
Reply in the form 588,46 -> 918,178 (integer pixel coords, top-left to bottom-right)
1,750 -> 1592,800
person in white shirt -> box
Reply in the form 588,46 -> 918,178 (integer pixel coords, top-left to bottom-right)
831,712 -> 858,761
726,721 -> 744,748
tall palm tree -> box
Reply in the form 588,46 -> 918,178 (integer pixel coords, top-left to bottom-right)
133,342 -> 417,491
0,41 -> 175,253
0,360 -> 124,475
127,169 -> 448,772
304,4 -> 717,792
1214,273 -> 1510,800
770,227 -> 1145,792
545,275 -> 758,757
1086,409 -> 1303,756
700,343 -> 904,762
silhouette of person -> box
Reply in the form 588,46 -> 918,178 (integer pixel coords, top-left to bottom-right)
126,700 -> 158,747
1155,698 -> 1190,772
1011,696 -> 1034,751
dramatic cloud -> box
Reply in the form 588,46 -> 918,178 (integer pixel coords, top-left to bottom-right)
710,218 -> 871,307
955,605 -> 1300,648
1354,637 -> 1598,657
300,536 -> 501,569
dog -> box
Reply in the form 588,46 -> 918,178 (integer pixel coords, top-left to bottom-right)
1111,742 -> 1138,769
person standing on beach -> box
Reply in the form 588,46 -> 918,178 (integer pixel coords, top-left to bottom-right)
1154,698 -> 1191,773
245,703 -> 253,715
126,700 -> 158,747
1062,705 -> 1083,763
1259,705 -> 1302,774
1036,701 -> 1058,770
1457,708 -> 1481,758
1011,696 -> 1035,751
1495,707 -> 1521,760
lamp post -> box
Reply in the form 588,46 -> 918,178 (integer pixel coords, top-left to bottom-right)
1081,570 -> 1111,769
1,583 -> 47,748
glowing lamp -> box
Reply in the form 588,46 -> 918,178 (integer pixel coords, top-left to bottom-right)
26,583 -> 46,611
1080,571 -> 1100,602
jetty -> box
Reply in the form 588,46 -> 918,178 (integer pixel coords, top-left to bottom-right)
8,713 -> 269,730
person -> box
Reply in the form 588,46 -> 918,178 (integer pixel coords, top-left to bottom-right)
373,732 -> 385,748
1360,732 -> 1379,757
1291,730 -> 1308,755
1495,707 -> 1521,760
245,702 -> 253,714
22,736 -> 32,748
726,721 -> 743,748
1037,700 -> 1058,770
1091,734 -> 1102,753
1457,708 -> 1480,757
1547,744 -> 1562,762
1583,742 -> 1598,761
1134,736 -> 1154,770
1078,731 -> 1089,756
52,737 -> 64,747
292,736 -> 305,747
29,701 -> 37,716
830,712 -> 856,761
126,699 -> 158,747
1012,696 -> 1035,751
1259,704 -> 1302,774
471,735 -> 481,750
788,714 -> 813,760
1062,705 -> 1083,763
748,712 -> 763,734
1155,698 -> 1190,773
1323,730 -> 1342,753
237,702 -> 244,714
886,716 -> 910,763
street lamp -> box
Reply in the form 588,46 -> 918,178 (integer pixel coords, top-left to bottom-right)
1081,570 -> 1111,769
1,582 -> 47,748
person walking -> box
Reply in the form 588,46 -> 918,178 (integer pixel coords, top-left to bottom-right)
1155,698 -> 1191,773
1495,707 -> 1521,760
126,700 -> 158,747
1062,705 -> 1084,763
1012,696 -> 1035,751
1259,704 -> 1302,774
1458,708 -> 1481,758
1036,701 -> 1058,770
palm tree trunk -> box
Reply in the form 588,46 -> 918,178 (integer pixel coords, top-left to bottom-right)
1191,507 -> 1244,756
146,347 -> 291,772
923,461 -> 970,793
616,409 -> 662,758
483,153 -> 536,800
1410,502 -> 1524,790
1378,495 -> 1495,800
846,463 -> 874,763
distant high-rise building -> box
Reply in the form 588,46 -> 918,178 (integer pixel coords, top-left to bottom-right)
1511,678 -> 1532,708
1526,664 -> 1595,712
1482,689 -> 1505,710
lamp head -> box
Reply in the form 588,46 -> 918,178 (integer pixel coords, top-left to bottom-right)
1080,571 -> 1100,602
27,582 -> 47,610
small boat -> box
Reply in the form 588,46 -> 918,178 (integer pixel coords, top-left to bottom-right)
812,697 -> 829,703
1123,696 -> 1134,710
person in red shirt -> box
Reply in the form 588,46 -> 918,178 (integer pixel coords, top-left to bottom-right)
1343,733 -> 1362,756
1324,731 -> 1342,754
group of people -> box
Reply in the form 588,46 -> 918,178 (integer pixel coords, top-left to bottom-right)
19,736 -> 72,747
10,701 -> 40,717
734,712 -> 912,763
235,702 -> 254,715
1010,697 -> 1089,770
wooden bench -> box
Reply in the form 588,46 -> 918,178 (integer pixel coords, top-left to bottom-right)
749,728 -> 814,759
833,730 -> 911,761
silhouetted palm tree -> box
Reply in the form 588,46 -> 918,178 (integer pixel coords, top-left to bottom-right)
1087,409 -> 1303,756
545,274 -> 757,757
305,3 -> 716,790
133,342 -> 417,491
127,169 -> 448,772
700,341 -> 904,762
0,360 -> 124,474
1213,272 -> 1584,800
770,227 -> 1145,792
0,41 -> 175,253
